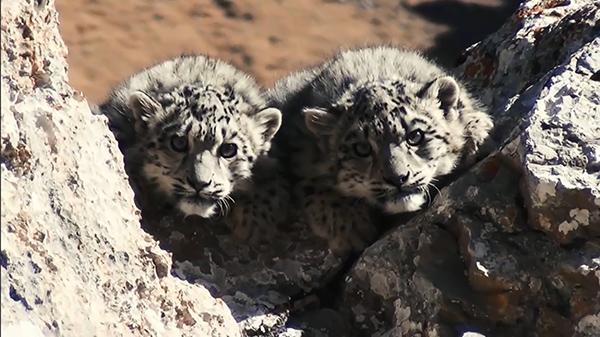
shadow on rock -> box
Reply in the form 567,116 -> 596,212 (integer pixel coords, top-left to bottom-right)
408,0 -> 520,66
133,191 -> 351,335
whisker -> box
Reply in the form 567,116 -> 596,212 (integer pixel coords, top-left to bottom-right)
423,186 -> 432,208
222,195 -> 235,216
428,182 -> 442,197
222,198 -> 230,216
224,195 -> 235,213
226,195 -> 236,205
310,119 -> 330,126
217,199 -> 224,217
425,182 -> 442,208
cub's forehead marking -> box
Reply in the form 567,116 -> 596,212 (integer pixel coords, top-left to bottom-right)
154,84 -> 244,138
156,84 -> 238,116
344,82 -> 415,125
347,94 -> 438,143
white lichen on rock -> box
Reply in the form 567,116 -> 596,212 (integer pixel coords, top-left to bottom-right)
520,37 -> 600,243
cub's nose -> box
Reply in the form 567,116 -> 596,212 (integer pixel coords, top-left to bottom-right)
186,176 -> 212,192
383,172 -> 410,188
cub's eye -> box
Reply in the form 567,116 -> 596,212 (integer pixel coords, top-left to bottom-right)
352,141 -> 372,157
170,135 -> 188,153
218,143 -> 238,158
406,129 -> 424,146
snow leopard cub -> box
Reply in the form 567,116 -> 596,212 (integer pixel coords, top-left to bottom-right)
269,46 -> 493,252
100,55 -> 285,234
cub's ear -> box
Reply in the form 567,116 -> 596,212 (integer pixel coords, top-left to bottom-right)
253,107 -> 282,142
127,91 -> 164,126
302,107 -> 337,136
419,76 -> 460,115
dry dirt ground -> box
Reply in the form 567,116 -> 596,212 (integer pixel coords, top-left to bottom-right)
56,0 -> 517,103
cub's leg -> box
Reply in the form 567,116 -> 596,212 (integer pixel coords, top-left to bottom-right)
226,176 -> 291,244
300,182 -> 376,255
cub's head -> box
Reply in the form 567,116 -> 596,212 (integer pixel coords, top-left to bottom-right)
304,77 -> 490,213
127,84 -> 281,218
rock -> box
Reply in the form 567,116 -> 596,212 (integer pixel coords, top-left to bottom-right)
340,150 -> 533,336
576,313 -> 600,337
341,144 -> 599,336
520,39 -> 600,244
0,1 -> 240,336
286,308 -> 353,337
457,0 -> 600,154
338,0 -> 600,336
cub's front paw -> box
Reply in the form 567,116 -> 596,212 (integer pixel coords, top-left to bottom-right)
226,202 -> 277,245
303,191 -> 376,255
463,115 -> 494,160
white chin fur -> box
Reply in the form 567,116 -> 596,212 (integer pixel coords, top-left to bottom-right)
177,199 -> 217,218
381,192 -> 427,214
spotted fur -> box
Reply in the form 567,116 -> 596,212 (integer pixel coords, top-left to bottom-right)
100,55 -> 284,223
269,46 -> 493,251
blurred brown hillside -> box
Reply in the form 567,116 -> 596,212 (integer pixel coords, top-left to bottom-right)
56,0 -> 518,103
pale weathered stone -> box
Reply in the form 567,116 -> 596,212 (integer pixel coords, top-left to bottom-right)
458,0 -> 600,147
0,1 -> 240,336
520,39 -> 600,243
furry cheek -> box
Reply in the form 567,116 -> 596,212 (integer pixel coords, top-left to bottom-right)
227,158 -> 253,182
381,191 -> 427,213
432,153 -> 460,177
177,199 -> 217,218
335,167 -> 374,199
142,162 -> 179,197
